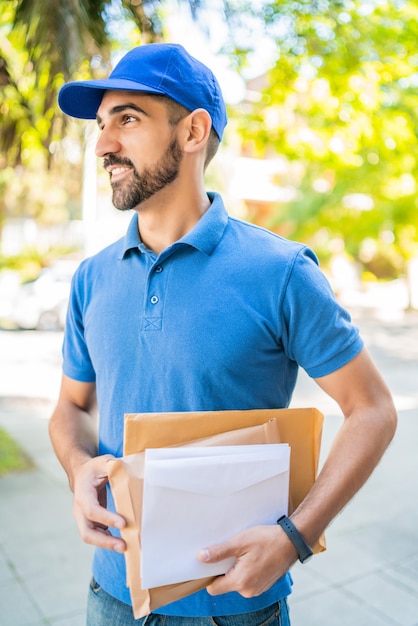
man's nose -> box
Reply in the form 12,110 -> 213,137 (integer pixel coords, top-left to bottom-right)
95,127 -> 121,157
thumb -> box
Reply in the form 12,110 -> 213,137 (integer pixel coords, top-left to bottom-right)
197,540 -> 235,564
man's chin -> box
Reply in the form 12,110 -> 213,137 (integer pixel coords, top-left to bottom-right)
112,192 -> 140,212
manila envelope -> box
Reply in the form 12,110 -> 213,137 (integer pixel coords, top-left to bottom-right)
140,443 -> 290,588
123,407 -> 324,515
107,417 -> 286,618
108,408 -> 325,618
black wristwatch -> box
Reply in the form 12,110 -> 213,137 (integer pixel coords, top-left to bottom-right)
277,515 -> 313,563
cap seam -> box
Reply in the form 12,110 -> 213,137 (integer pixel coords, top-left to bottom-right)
160,47 -> 176,90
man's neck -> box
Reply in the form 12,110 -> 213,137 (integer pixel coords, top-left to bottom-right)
135,185 -> 211,254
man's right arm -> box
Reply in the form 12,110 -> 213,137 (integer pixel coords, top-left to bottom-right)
49,375 -> 126,552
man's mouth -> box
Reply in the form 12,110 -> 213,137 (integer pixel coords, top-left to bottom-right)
105,163 -> 134,182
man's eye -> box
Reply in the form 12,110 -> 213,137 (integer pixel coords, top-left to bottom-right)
123,114 -> 137,124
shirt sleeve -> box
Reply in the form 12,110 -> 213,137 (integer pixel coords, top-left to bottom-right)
280,246 -> 364,378
62,264 -> 96,383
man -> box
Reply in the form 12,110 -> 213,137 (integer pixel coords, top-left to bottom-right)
50,43 -> 397,626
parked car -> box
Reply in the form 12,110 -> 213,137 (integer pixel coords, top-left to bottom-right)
8,260 -> 79,331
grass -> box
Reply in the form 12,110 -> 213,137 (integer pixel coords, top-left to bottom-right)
0,427 -> 33,475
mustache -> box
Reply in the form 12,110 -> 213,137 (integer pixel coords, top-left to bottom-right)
103,155 -> 135,170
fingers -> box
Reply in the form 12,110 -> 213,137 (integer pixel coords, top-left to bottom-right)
197,541 -> 234,566
199,540 -> 254,597
198,526 -> 295,598
72,455 -> 127,553
73,507 -> 127,553
198,535 -> 255,596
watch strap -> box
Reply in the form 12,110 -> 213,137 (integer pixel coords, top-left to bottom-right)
277,515 -> 313,563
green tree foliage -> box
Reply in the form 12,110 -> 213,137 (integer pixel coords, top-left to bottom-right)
0,0 -> 166,167
236,0 -> 418,277
1,0 -> 417,281
0,0 -> 195,232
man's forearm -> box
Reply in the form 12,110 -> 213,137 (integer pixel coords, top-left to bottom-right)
49,399 -> 98,491
291,401 -> 397,548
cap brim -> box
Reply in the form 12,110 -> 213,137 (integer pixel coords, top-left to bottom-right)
58,79 -> 164,119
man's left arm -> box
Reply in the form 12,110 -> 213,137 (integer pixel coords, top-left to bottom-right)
199,347 -> 397,597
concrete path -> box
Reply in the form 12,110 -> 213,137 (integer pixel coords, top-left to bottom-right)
289,313 -> 418,626
0,311 -> 417,625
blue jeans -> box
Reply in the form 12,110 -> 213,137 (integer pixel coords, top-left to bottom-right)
87,578 -> 291,626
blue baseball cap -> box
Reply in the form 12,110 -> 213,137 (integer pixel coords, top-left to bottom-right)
58,43 -> 228,140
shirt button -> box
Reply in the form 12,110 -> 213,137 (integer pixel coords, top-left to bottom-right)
155,265 -> 163,273
150,295 -> 159,304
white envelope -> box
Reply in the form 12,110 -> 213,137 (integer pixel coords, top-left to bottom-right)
140,444 -> 290,588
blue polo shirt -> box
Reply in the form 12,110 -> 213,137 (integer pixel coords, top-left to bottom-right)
63,192 -> 363,616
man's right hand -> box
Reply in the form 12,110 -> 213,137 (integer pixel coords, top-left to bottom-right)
72,454 -> 126,553
49,376 -> 126,552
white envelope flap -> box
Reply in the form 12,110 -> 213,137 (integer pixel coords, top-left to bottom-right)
145,444 -> 289,462
144,447 -> 289,496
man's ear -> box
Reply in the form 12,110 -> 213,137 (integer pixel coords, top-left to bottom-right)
181,108 -> 212,154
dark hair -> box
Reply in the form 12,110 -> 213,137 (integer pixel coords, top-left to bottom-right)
151,94 -> 220,169
204,128 -> 220,169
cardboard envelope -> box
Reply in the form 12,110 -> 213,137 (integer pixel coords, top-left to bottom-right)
107,417 -> 285,618
140,444 -> 290,588
123,407 -> 324,513
108,408 -> 325,618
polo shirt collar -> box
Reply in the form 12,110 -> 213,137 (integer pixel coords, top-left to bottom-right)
119,192 -> 228,259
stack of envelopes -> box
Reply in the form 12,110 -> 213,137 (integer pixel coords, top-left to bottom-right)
107,407 -> 324,618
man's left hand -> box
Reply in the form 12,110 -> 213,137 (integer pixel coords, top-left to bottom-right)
198,524 -> 297,597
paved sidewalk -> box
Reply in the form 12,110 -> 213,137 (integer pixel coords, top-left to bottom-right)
289,313 -> 418,626
0,312 -> 417,625
0,397 -> 93,626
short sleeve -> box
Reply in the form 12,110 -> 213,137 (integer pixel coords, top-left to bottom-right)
62,265 -> 96,383
280,246 -> 363,378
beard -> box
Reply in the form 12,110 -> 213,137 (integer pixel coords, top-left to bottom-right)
104,137 -> 183,212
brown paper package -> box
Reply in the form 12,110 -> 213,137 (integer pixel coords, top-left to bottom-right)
108,407 -> 325,618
